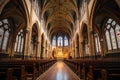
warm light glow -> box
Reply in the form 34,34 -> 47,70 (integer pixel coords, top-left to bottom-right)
57,61 -> 63,69
56,61 -> 68,80
54,47 -> 69,59
58,48 -> 63,57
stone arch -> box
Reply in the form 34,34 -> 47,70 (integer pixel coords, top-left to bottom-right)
80,23 -> 89,57
31,21 -> 40,38
30,23 -> 39,58
90,0 -> 120,29
0,0 -> 29,58
45,40 -> 48,58
80,22 -> 88,41
90,0 -> 120,58
89,0 -> 97,26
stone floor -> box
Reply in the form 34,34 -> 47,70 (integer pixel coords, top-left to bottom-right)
37,61 -> 80,80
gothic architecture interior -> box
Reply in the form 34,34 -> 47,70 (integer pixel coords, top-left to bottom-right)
0,0 -> 120,80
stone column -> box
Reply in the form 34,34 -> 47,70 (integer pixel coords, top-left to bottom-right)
23,28 -> 31,59
8,22 -> 17,59
10,37 -> 16,59
68,37 -> 70,46
80,41 -> 84,58
56,36 -> 58,47
86,0 -> 95,59
63,36 -> 64,46
7,31 -> 13,58
88,29 -> 95,59
36,41 -> 40,59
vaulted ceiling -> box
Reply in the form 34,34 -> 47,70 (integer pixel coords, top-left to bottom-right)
41,0 -> 80,40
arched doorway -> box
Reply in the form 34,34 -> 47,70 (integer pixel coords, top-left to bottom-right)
82,24 -> 89,58
30,24 -> 38,58
0,0 -> 28,58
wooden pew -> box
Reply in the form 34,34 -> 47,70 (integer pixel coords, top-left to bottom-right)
64,59 -> 120,80
0,66 -> 27,80
0,59 -> 56,80
86,60 -> 120,80
0,60 -> 38,80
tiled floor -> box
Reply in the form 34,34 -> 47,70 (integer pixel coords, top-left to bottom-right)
37,61 -> 80,80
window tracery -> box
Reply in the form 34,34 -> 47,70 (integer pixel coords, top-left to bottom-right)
0,19 -> 10,52
105,18 -> 120,51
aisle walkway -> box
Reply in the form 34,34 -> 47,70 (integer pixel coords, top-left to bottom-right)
37,61 -> 80,80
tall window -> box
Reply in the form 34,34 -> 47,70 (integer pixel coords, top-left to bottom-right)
14,29 -> 24,54
52,36 -> 56,46
58,36 -> 63,46
115,24 -> 120,48
64,36 -> 68,46
0,19 -> 10,52
105,18 -> 120,51
94,32 -> 101,53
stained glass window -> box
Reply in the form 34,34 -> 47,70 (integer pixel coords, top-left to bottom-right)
105,30 -> 112,50
110,28 -> 117,49
52,36 -> 56,46
0,19 -> 10,52
2,31 -> 9,50
58,36 -> 63,46
115,24 -> 120,48
14,29 -> 24,53
0,27 -> 4,47
64,36 -> 68,46
105,18 -> 120,51
94,33 -> 101,53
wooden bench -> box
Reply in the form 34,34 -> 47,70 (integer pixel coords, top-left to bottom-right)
86,60 -> 120,80
0,59 -> 56,80
0,65 -> 27,80
64,59 -> 120,80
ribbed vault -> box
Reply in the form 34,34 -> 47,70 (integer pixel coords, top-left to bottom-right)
41,0 -> 79,40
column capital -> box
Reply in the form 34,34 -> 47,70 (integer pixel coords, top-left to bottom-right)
25,28 -> 30,33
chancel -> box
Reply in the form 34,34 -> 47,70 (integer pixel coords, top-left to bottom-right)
0,0 -> 120,80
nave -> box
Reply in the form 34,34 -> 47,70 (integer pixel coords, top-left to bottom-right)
1,0 -> 120,80
37,61 -> 80,80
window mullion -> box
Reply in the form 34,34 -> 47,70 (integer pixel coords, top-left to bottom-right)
19,36 -> 22,53
1,29 -> 6,50
114,26 -> 119,49
21,37 -> 24,53
97,36 -> 99,53
105,32 -> 108,51
15,36 -> 19,52
109,29 -> 113,50
93,34 -> 97,53
17,36 -> 20,52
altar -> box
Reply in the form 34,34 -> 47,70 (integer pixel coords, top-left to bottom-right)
53,46 -> 70,59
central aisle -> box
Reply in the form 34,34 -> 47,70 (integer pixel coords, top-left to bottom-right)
37,61 -> 80,80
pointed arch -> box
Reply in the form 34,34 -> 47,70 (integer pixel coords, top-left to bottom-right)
30,23 -> 39,58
